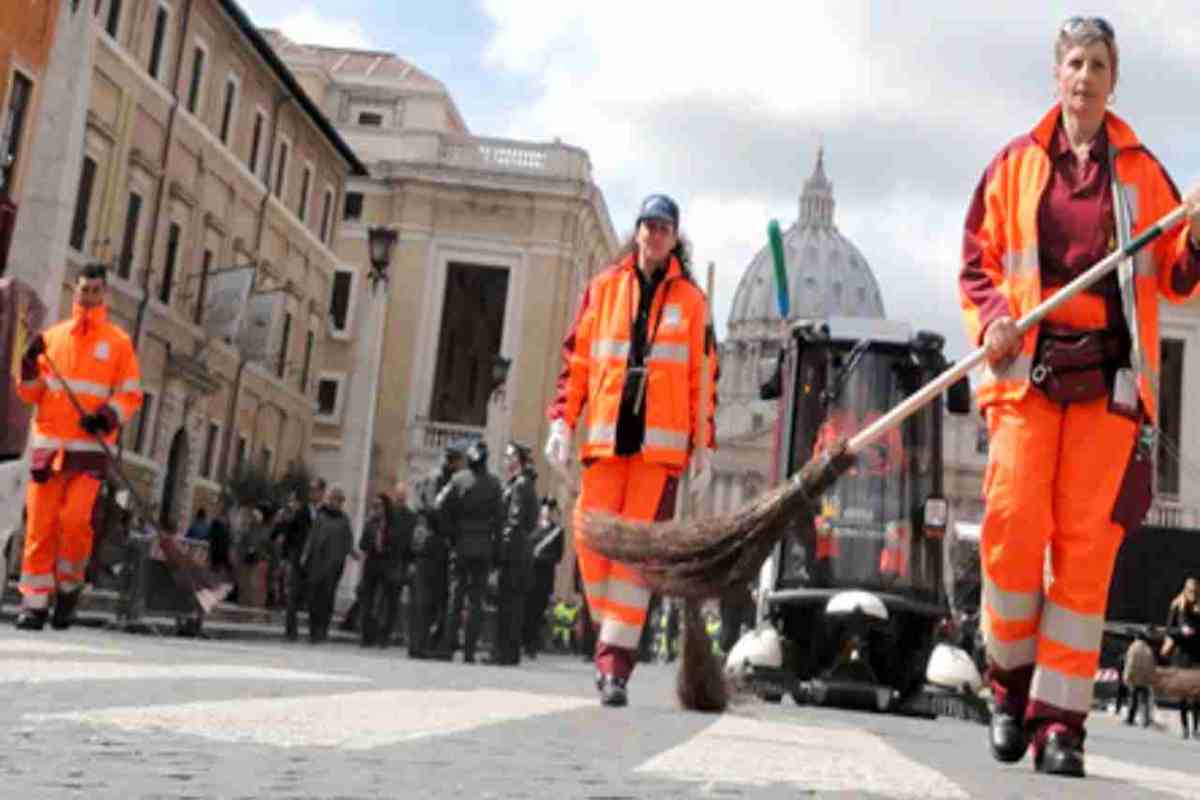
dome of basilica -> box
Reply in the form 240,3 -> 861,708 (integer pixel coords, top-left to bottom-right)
726,149 -> 885,342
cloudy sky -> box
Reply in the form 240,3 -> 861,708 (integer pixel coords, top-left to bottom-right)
240,1 -> 1200,358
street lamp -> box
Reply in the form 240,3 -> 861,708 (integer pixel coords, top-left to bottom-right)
490,354 -> 512,401
366,225 -> 398,292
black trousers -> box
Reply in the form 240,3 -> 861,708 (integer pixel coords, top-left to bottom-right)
523,565 -> 555,654
360,559 -> 404,646
307,571 -> 342,642
492,565 -> 528,664
284,559 -> 307,639
437,555 -> 490,659
408,556 -> 447,656
1125,686 -> 1151,725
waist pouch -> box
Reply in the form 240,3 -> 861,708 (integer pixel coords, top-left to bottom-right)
1031,325 -> 1124,404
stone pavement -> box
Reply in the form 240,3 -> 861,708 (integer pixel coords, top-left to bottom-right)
1,626 -> 1199,799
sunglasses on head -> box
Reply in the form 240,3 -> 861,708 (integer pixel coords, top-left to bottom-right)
1061,16 -> 1114,38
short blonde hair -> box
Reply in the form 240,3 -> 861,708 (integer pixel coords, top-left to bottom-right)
1054,16 -> 1119,86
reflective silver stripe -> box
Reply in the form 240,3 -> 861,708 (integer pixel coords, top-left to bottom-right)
647,342 -> 689,364
644,427 -> 688,451
46,377 -> 112,398
591,339 -> 630,360
57,580 -> 83,593
585,424 -> 616,445
29,435 -> 107,453
20,594 -> 50,609
606,580 -> 652,611
56,557 -> 88,577
583,579 -> 609,603
113,405 -> 129,424
598,618 -> 643,649
985,632 -> 1038,670
19,573 -> 55,589
1002,245 -> 1038,280
1031,665 -> 1094,713
978,352 -> 1033,386
1040,600 -> 1105,654
983,579 -> 1042,621
115,378 -> 142,394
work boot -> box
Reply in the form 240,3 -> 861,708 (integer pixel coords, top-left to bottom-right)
1033,726 -> 1085,778
51,591 -> 81,631
988,711 -> 1028,763
14,609 -> 48,631
598,675 -> 628,707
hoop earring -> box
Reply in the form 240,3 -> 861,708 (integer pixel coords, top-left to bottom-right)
1108,92 -> 1116,106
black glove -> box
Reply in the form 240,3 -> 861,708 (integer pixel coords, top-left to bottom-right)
80,410 -> 115,435
22,333 -> 45,361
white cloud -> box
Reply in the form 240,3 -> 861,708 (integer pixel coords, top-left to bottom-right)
239,3 -> 377,50
480,2 -> 1200,357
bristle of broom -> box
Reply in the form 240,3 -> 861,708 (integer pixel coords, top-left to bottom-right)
581,440 -> 855,599
675,599 -> 729,712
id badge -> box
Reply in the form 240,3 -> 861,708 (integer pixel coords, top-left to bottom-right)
1110,367 -> 1139,420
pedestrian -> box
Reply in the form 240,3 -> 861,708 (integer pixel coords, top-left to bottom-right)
960,17 -> 1200,777
13,263 -> 143,631
236,504 -> 273,608
185,508 -> 211,540
488,442 -> 538,666
1165,578 -> 1200,738
1121,631 -> 1157,728
523,498 -> 565,658
275,477 -> 326,641
544,192 -> 717,707
408,442 -> 464,659
302,485 -> 354,644
359,486 -> 416,648
432,440 -> 503,663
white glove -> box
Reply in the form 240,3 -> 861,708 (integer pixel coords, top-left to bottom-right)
689,448 -> 712,497
544,419 -> 573,474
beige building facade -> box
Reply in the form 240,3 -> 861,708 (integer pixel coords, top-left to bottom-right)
45,0 -> 364,525
267,35 -> 616,563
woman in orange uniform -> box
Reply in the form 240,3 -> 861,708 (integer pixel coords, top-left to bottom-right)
545,194 -> 717,707
960,17 -> 1200,777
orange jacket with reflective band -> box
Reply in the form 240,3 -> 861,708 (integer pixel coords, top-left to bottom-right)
549,253 -> 717,468
15,304 -> 142,470
960,106 -> 1200,418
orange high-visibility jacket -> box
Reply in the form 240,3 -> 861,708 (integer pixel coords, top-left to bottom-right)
960,106 -> 1200,417
550,252 -> 717,468
16,304 -> 142,472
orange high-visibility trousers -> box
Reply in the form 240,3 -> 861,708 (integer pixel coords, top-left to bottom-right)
980,387 -> 1137,732
574,453 -> 678,679
20,471 -> 102,610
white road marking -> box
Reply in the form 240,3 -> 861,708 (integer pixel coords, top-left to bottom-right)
635,714 -> 969,799
0,640 -> 129,656
30,689 -> 594,750
1088,754 -> 1200,799
3,660 -> 367,685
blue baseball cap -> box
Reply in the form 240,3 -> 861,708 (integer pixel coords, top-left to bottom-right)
636,194 -> 680,229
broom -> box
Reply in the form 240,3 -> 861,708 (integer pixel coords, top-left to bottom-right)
582,200 -> 1195,599
41,351 -> 232,613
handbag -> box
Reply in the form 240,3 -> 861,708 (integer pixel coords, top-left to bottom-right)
1031,325 -> 1121,405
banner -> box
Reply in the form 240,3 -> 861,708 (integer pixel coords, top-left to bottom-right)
238,290 -> 283,364
201,266 -> 254,344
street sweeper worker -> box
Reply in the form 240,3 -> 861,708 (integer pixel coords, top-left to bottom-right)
960,16 -> 1200,778
12,263 -> 142,630
545,193 -> 717,707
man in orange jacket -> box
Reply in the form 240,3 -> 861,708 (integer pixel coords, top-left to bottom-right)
13,263 -> 142,630
546,194 -> 717,706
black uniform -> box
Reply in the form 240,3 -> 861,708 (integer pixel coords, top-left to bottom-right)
409,466 -> 455,658
490,467 -> 538,665
359,506 -> 415,647
433,463 -> 503,662
523,517 -> 564,656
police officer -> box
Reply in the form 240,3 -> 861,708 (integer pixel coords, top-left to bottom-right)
408,441 -> 464,659
523,498 -> 565,658
487,442 -> 538,666
432,439 -> 503,663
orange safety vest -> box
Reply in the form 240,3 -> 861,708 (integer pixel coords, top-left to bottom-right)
551,252 -> 717,468
879,520 -> 910,577
961,106 -> 1198,417
15,303 -> 142,470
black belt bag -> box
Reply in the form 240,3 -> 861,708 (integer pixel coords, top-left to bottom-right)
1030,325 -> 1123,405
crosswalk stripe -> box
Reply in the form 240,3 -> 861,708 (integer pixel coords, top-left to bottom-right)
1088,754 -> 1200,798
30,689 -> 594,750
4,660 -> 367,685
0,640 -> 129,656
635,714 -> 969,798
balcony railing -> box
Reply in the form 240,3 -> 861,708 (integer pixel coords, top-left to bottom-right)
371,132 -> 594,183
409,418 -> 483,456
1145,500 -> 1200,530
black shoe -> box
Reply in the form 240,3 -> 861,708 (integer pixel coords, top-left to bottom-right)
409,650 -> 429,660
14,609 -> 48,631
1034,730 -> 1085,778
428,651 -> 453,662
598,675 -> 628,707
989,711 -> 1028,763
463,654 -> 476,664
51,591 -> 81,630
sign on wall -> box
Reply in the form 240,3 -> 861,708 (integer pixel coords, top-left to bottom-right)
201,266 -> 255,344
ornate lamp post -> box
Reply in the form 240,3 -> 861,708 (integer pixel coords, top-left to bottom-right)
366,225 -> 398,292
